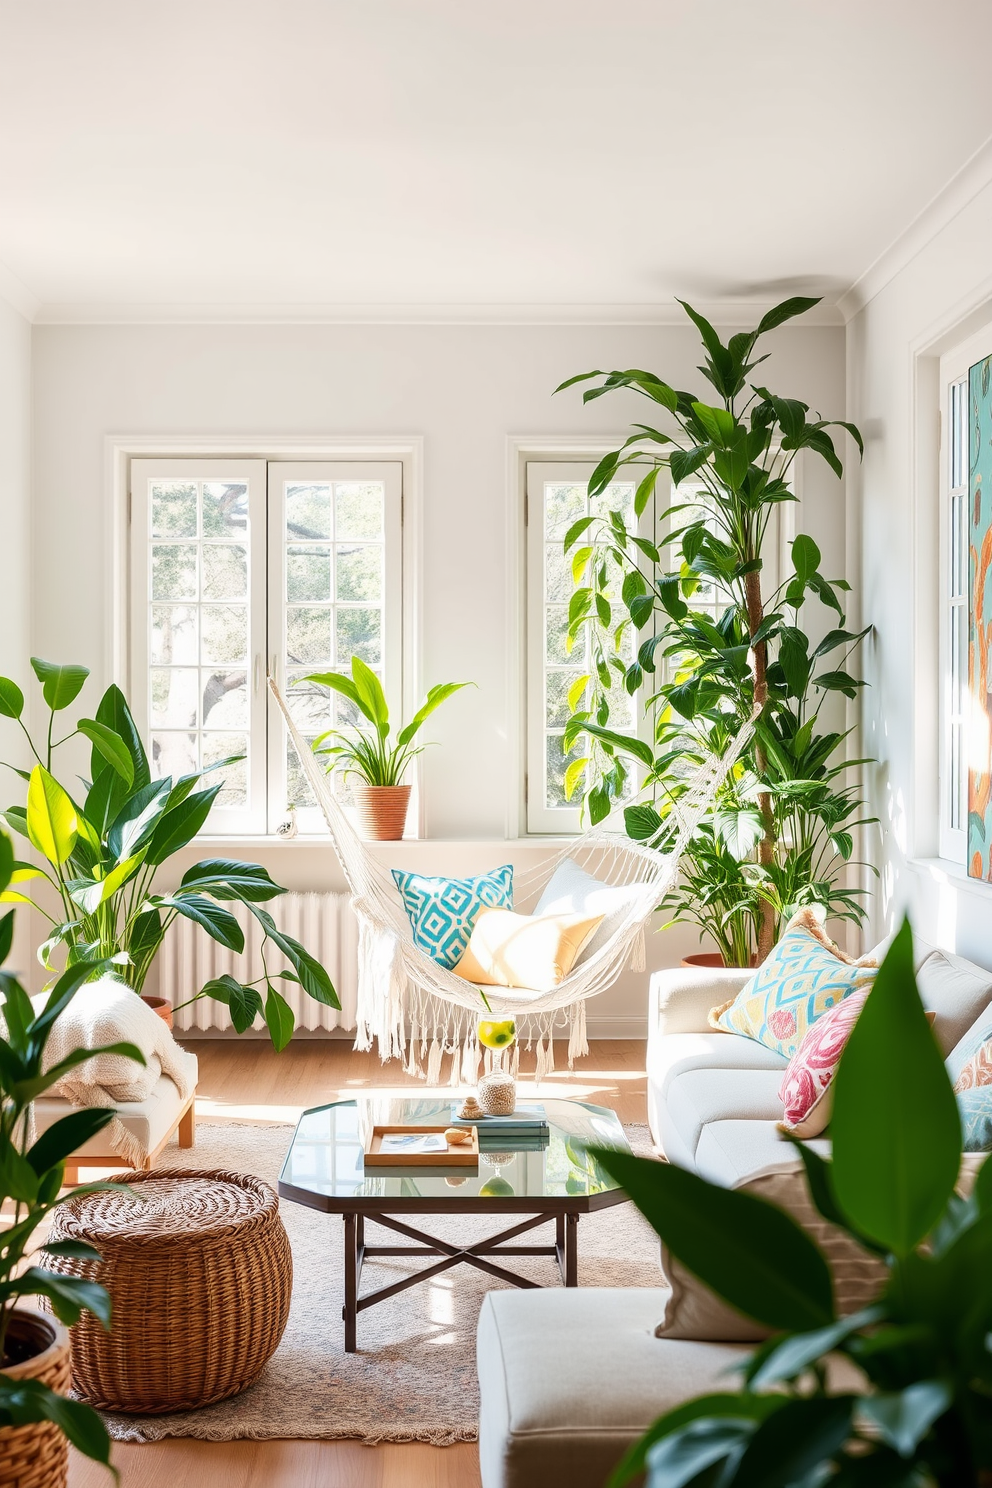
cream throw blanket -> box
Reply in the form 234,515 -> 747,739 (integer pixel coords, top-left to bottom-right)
24,977 -> 198,1167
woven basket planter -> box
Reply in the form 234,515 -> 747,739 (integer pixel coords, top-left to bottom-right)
0,1308 -> 70,1488
352,783 -> 411,840
47,1169 -> 292,1415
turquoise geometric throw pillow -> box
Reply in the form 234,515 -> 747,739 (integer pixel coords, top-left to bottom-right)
391,865 -> 514,970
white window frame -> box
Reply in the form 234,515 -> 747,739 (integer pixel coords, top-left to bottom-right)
266,460 -> 403,836
130,458 -> 269,834
524,458 -> 658,835
938,330 -> 991,864
118,437 -> 421,840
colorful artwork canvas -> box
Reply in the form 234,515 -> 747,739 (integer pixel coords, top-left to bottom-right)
969,355 -> 992,878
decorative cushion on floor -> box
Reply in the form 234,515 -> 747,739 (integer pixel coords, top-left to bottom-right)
709,908 -> 877,1059
453,907 -> 602,992
534,859 -> 646,965
391,865 -> 514,969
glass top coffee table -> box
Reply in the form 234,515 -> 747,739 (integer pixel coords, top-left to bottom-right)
278,1096 -> 631,1351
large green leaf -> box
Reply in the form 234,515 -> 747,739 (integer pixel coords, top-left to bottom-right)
26,766 -> 78,866
143,784 -> 221,864
0,677 -> 24,720
106,777 -> 173,860
180,859 -> 285,902
350,655 -> 389,734
594,1149 -> 834,1331
248,905 -> 340,1008
30,658 -> 89,712
264,983 -> 295,1051
728,1394 -> 854,1487
397,682 -> 472,748
76,718 -> 134,786
159,894 -> 245,953
26,1107 -> 115,1174
609,1394 -> 783,1488
0,1377 -> 113,1466
9,1268 -> 112,1329
755,296 -> 821,335
68,852 -> 144,916
199,975 -> 262,1033
94,683 -> 150,790
831,917 -> 961,1254
860,1381 -> 952,1457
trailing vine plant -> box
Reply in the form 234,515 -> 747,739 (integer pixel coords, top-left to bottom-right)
556,296 -> 874,964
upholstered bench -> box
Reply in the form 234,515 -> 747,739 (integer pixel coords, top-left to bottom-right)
35,1073 -> 196,1184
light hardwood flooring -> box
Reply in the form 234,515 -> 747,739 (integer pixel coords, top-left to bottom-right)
68,1038 -> 648,1488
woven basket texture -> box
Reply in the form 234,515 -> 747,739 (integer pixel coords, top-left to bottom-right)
0,1309 -> 70,1488
46,1169 -> 292,1415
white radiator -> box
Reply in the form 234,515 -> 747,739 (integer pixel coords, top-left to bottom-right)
162,892 -> 358,1035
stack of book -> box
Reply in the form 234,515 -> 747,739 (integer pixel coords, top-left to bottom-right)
452,1102 -> 550,1150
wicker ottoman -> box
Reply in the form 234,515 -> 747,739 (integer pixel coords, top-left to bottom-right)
46,1168 -> 292,1414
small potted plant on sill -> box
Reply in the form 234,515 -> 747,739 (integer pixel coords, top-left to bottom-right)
0,659 -> 339,1050
298,656 -> 471,841
0,832 -> 145,1487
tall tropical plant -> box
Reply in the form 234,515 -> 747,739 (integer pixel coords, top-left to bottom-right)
594,919 -> 992,1488
0,660 -> 338,1049
556,296 -> 873,962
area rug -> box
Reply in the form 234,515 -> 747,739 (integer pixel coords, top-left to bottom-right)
100,1121 -> 665,1445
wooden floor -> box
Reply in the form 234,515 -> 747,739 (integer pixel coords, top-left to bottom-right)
68,1038 -> 648,1488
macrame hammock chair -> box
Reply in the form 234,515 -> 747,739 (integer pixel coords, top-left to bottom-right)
270,678 -> 756,1087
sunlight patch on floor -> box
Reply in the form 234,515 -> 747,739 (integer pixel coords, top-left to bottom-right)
195,1098 -> 302,1123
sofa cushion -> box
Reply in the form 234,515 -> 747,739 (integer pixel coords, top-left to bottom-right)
916,949 -> 992,1056
33,1072 -> 188,1158
663,1069 -> 785,1167
648,1030 -> 788,1102
477,1288 -> 753,1488
534,858 -> 647,965
693,1118 -> 829,1188
453,907 -> 602,990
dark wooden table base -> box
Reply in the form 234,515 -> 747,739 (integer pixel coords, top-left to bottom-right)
341,1210 -> 579,1352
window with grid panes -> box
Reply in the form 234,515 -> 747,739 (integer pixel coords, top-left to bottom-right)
129,458 -> 402,835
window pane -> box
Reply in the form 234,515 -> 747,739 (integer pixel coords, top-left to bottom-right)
545,482 -> 585,539
287,546 -> 331,602
545,545 -> 572,604
201,605 -> 248,665
202,544 -> 248,600
545,606 -> 570,665
286,675 -> 333,732
151,731 -> 197,779
202,669 -> 248,728
202,733 -> 247,807
152,545 -> 197,601
590,481 -> 635,524
151,483 -> 197,538
151,668 -> 198,729
287,738 -> 317,809
336,544 -> 382,602
336,607 -> 381,665
151,605 -> 197,665
545,733 -> 581,809
546,670 -> 585,728
952,492 -> 965,599
286,484 -> 332,540
335,482 -> 383,539
202,482 -> 248,539
287,608 -> 333,665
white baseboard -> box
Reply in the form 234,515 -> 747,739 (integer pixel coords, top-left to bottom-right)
584,1016 -> 648,1040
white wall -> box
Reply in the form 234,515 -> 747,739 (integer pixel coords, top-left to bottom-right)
30,319 -> 847,1026
848,176 -> 992,969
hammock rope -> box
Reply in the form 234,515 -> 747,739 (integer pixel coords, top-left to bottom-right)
269,678 -> 757,1084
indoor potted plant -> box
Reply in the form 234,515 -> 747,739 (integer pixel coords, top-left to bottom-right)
0,830 -> 143,1486
594,917 -> 992,1487
556,296 -> 874,965
298,655 -> 470,841
0,659 -> 338,1049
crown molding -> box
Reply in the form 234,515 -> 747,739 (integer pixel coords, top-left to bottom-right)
0,258 -> 39,322
31,296 -> 844,328
838,131 -> 992,322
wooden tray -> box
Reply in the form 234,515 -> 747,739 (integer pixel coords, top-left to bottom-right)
365,1124 -> 479,1168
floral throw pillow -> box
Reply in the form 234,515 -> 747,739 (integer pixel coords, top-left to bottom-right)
709,908 -> 877,1060
777,988 -> 870,1138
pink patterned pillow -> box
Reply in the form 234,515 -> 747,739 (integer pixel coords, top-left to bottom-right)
777,989 -> 869,1138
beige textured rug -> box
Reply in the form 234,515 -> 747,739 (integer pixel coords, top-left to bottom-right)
100,1121 -> 663,1444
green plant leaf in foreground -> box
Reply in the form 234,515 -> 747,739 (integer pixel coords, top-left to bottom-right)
831,917 -> 961,1254
593,1148 -> 834,1332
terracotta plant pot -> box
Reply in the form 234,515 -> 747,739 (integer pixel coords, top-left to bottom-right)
141,995 -> 174,1030
0,1308 -> 71,1488
353,783 -> 412,841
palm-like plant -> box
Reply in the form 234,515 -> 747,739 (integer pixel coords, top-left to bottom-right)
556,296 -> 874,963
595,919 -> 992,1488
0,660 -> 338,1049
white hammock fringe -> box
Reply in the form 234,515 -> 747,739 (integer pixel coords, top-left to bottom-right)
269,677 -> 756,1085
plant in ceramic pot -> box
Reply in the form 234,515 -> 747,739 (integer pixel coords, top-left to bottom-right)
0,832 -> 144,1485
556,296 -> 874,965
298,656 -> 471,841
0,660 -> 339,1049
594,919 -> 992,1488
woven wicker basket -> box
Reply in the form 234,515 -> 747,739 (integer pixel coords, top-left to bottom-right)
47,1168 -> 292,1414
0,1308 -> 70,1488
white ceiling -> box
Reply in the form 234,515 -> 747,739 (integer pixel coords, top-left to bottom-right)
2,0 -> 991,321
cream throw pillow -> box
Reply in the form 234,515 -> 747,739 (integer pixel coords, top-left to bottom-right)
453,907 -> 603,992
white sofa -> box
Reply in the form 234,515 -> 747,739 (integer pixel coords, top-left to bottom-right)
477,938 -> 992,1488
